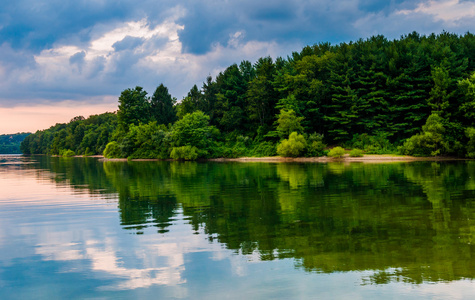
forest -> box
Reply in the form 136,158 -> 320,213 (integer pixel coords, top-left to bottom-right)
21,31 -> 475,159
0,133 -> 30,154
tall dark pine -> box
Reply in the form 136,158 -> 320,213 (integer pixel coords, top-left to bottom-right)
214,64 -> 249,133
150,84 -> 177,125
246,56 -> 277,132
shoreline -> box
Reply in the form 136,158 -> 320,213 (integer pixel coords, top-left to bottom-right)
207,154 -> 469,163
92,154 -> 471,163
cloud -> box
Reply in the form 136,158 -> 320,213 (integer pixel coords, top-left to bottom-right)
353,0 -> 475,40
398,0 -> 475,26
0,7 -> 293,106
353,8 -> 439,39
2,0 -> 475,133
112,36 -> 145,51
69,51 -> 86,73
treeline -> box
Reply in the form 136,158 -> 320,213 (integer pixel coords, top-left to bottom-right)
21,113 -> 117,156
22,31 -> 475,158
0,133 -> 30,154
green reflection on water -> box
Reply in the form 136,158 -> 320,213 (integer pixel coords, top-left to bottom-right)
30,157 -> 475,284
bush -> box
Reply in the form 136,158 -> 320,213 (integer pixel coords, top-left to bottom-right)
328,146 -> 345,158
251,141 -> 276,157
399,134 -> 430,157
349,148 -> 364,157
277,132 -> 306,157
170,146 -> 199,160
399,113 -> 448,157
305,133 -> 326,157
103,141 -> 122,158
60,149 -> 76,157
347,133 -> 395,154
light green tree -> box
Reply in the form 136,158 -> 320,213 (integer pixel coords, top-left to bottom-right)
458,72 -> 475,124
276,109 -> 304,139
400,113 -> 449,156
277,132 -> 307,157
428,66 -> 451,115
170,111 -> 219,158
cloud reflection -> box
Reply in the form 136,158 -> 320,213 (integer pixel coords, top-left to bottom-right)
31,221 -> 245,291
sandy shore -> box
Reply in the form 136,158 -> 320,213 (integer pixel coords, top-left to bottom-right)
95,154 -> 469,163
207,154 -> 468,163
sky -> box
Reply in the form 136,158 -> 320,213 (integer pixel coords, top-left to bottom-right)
1,0 -> 475,134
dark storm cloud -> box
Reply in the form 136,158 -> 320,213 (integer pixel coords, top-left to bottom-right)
0,0 -> 470,56
176,0 -> 356,54
0,0 -> 131,52
1,0 -> 475,106
174,0 -> 418,54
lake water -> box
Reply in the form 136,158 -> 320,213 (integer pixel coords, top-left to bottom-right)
1,155 -> 475,299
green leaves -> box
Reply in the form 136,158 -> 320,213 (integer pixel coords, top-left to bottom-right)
400,113 -> 449,157
170,146 -> 199,161
277,132 -> 306,157
328,146 -> 345,158
103,141 -> 121,158
150,83 -> 177,125
465,127 -> 475,158
276,109 -> 304,139
458,72 -> 475,125
117,86 -> 150,130
170,111 -> 219,153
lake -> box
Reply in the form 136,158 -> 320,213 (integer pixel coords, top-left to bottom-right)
1,155 -> 475,299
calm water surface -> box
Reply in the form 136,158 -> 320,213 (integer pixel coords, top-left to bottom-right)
1,155 -> 475,299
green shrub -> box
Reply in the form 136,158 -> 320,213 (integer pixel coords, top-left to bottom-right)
349,148 -> 364,157
277,132 -> 306,157
305,141 -> 325,157
61,149 -> 76,157
328,146 -> 345,158
305,133 -> 326,157
170,146 -> 199,160
347,133 -> 395,154
399,134 -> 429,157
251,141 -> 276,157
466,127 -> 475,158
103,141 -> 122,158
399,113 -> 448,157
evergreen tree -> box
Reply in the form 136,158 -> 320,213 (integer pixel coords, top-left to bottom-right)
151,84 -> 177,125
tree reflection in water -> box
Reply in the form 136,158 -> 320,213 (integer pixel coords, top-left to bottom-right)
31,157 -> 475,284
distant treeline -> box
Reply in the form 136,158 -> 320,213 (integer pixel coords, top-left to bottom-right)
21,31 -> 475,158
21,113 -> 117,156
0,133 -> 30,154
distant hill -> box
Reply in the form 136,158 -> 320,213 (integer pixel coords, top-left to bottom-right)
0,133 -> 31,154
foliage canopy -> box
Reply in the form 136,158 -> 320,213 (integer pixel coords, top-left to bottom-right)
21,32 -> 475,159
